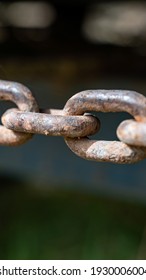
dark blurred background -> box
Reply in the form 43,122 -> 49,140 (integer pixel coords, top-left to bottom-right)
1,0 -> 146,259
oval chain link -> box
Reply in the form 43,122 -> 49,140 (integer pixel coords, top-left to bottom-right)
0,80 -> 39,145
63,90 -> 146,163
1,80 -> 100,142
2,109 -> 100,138
1,81 -> 146,163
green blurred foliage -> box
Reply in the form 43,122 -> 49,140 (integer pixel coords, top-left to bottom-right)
0,185 -> 146,260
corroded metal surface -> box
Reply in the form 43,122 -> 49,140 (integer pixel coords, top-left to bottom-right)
64,90 -> 146,121
65,138 -> 146,164
64,90 -> 146,163
117,119 -> 146,147
2,109 -> 100,138
0,126 -> 33,146
0,80 -> 39,146
0,80 -> 38,112
1,82 -> 146,163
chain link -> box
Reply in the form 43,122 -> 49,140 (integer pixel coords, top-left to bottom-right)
0,80 -> 39,145
1,80 -> 146,163
2,109 -> 99,138
64,90 -> 146,163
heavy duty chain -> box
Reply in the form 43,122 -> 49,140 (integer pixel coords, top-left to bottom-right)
1,80 -> 146,164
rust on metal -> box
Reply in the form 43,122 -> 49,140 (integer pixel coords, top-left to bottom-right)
117,119 -> 146,147
0,80 -> 39,146
64,90 -> 146,121
1,82 -> 146,164
0,126 -> 33,146
65,138 -> 146,164
64,90 -> 146,163
2,109 -> 100,138
0,80 -> 38,112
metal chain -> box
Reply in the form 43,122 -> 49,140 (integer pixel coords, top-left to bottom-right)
1,80 -> 146,164
0,80 -> 39,146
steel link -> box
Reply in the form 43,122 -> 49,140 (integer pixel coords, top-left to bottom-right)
65,138 -> 146,164
64,90 -> 146,163
0,80 -> 38,112
117,119 -> 146,147
63,90 -> 146,119
0,126 -> 33,146
1,80 -> 146,163
2,109 -> 100,138
0,80 -> 39,146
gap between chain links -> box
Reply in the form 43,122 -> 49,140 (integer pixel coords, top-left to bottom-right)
1,80 -> 146,164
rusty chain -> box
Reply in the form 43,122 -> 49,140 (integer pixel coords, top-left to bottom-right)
1,80 -> 146,164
